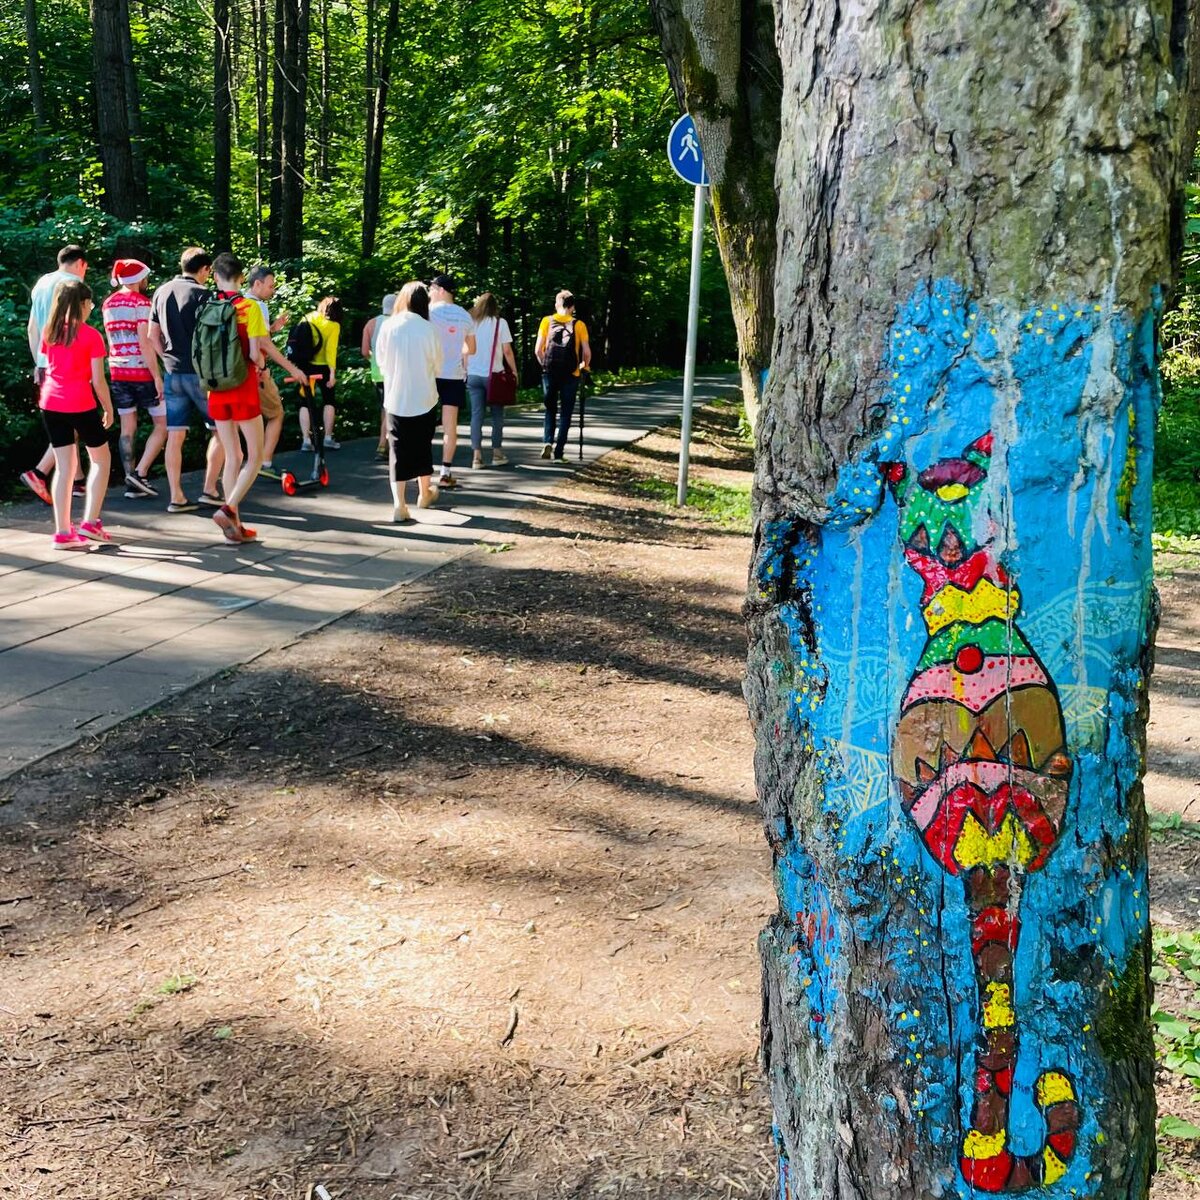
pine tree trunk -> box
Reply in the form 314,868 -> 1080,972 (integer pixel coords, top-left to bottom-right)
738,3 -> 1200,1198
253,0 -> 269,247
650,0 -> 779,430
117,0 -> 147,197
213,0 -> 233,251
268,0 -> 285,256
277,0 -> 309,261
90,0 -> 140,220
24,0 -> 48,145
361,0 -> 398,259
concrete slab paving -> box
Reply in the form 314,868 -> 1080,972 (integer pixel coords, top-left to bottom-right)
0,376 -> 739,779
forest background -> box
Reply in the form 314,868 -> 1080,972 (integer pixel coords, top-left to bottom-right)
0,0 -> 1197,541
0,0 -> 736,487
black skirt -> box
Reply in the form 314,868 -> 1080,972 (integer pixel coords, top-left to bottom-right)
388,407 -> 437,481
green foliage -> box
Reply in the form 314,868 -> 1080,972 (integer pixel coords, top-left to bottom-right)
631,476 -> 752,529
1152,930 -> 1200,1096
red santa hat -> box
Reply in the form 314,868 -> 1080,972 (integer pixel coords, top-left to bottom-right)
110,259 -> 150,287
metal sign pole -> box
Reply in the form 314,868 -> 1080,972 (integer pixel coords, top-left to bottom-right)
677,182 -> 707,506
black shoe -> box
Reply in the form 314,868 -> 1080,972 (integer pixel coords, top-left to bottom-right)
197,491 -> 223,507
72,480 -> 87,497
167,499 -> 199,514
124,471 -> 157,497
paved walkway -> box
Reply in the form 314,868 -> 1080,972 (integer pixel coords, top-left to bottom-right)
0,375 -> 740,779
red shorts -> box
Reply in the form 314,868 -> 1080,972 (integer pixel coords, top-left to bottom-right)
208,378 -> 262,423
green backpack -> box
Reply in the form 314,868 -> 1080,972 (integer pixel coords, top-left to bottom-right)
192,294 -> 248,392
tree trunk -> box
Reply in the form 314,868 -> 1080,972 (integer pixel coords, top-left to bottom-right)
90,0 -> 140,221
24,0 -> 48,144
213,0 -> 233,251
268,0 -> 285,256
361,0 -> 399,258
737,3 -> 1200,1199
117,0 -> 148,197
277,0 -> 310,261
316,0 -> 331,184
253,0 -> 269,247
650,0 -> 779,429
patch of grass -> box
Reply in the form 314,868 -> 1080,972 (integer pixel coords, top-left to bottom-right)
631,476 -> 751,529
1152,931 -> 1200,1092
156,973 -> 198,996
1155,480 -> 1200,540
1150,810 -> 1200,839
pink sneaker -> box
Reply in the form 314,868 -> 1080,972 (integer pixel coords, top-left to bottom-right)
78,520 -> 113,543
52,528 -> 88,549
19,470 -> 52,505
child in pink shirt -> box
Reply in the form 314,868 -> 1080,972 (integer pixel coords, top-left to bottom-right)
40,279 -> 115,547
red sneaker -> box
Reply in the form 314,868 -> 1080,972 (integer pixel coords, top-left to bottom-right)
19,470 -> 52,505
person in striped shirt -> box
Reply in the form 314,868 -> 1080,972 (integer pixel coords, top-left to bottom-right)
101,259 -> 166,497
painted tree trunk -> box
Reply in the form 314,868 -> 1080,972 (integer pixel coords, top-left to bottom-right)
744,4 -> 1200,1198
650,0 -> 780,429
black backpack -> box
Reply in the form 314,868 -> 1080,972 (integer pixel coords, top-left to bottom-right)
543,318 -> 578,380
285,317 -> 323,370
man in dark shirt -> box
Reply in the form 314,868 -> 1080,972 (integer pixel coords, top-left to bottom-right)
148,247 -> 223,513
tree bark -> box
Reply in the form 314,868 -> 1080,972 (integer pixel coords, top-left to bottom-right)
277,0 -> 310,261
253,0 -> 269,247
117,0 -> 148,197
316,0 -> 331,184
90,0 -> 140,220
650,0 -> 780,429
739,3 -> 1200,1198
361,0 -> 399,258
213,0 -> 233,252
268,0 -> 285,256
24,0 -> 48,142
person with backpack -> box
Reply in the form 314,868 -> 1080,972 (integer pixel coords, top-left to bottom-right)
38,279 -> 116,546
427,274 -> 476,488
535,290 -> 591,461
19,244 -> 89,506
101,259 -> 166,497
196,252 -> 269,545
465,292 -> 517,467
362,292 -> 397,459
148,247 -> 225,513
289,296 -> 342,450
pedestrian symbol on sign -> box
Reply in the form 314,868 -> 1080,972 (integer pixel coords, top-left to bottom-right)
667,114 -> 709,187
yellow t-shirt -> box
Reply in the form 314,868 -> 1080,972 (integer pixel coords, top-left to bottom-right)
538,314 -> 588,377
306,312 -> 341,369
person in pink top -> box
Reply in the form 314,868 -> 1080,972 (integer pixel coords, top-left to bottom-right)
40,279 -> 115,547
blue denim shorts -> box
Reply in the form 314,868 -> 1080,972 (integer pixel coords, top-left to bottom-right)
164,372 -> 211,431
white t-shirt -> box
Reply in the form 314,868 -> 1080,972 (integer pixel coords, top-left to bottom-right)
466,317 -> 512,377
375,312 -> 442,417
244,293 -> 271,328
428,301 -> 475,380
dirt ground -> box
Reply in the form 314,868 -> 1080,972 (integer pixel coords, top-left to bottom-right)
2,404 -> 1198,1199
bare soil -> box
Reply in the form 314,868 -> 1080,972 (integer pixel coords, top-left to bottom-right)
1,404 -> 1197,1199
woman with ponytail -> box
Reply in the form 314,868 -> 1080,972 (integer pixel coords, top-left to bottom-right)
40,278 -> 115,546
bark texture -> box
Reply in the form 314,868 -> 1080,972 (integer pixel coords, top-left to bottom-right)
90,0 -> 140,220
213,0 -> 233,251
650,0 -> 781,427
743,3 -> 1200,1198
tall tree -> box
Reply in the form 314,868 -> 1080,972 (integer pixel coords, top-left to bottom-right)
252,0 -> 270,245
650,0 -> 780,427
90,0 -> 140,220
361,0 -> 399,258
674,2 -> 1200,1198
117,0 -> 148,196
24,0 -> 48,145
268,0 -> 285,255
213,0 -> 233,250
276,0 -> 310,260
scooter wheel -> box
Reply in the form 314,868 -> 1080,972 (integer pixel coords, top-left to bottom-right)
319,466 -> 330,487
281,472 -> 298,496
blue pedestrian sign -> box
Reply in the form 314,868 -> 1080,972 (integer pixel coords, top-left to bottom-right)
668,114 -> 709,187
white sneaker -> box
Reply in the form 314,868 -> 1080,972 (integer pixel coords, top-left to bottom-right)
325,438 -> 342,450
472,450 -> 484,469
492,450 -> 508,466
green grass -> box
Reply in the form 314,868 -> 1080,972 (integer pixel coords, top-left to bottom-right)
1153,928 -> 1200,1148
631,476 -> 751,529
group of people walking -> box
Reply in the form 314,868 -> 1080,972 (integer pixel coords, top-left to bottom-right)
19,244 -> 593,546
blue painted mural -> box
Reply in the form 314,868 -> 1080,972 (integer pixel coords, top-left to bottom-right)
760,280 -> 1156,1196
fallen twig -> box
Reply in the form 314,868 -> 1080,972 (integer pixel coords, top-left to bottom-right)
500,1005 -> 519,1047
616,1028 -> 696,1070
